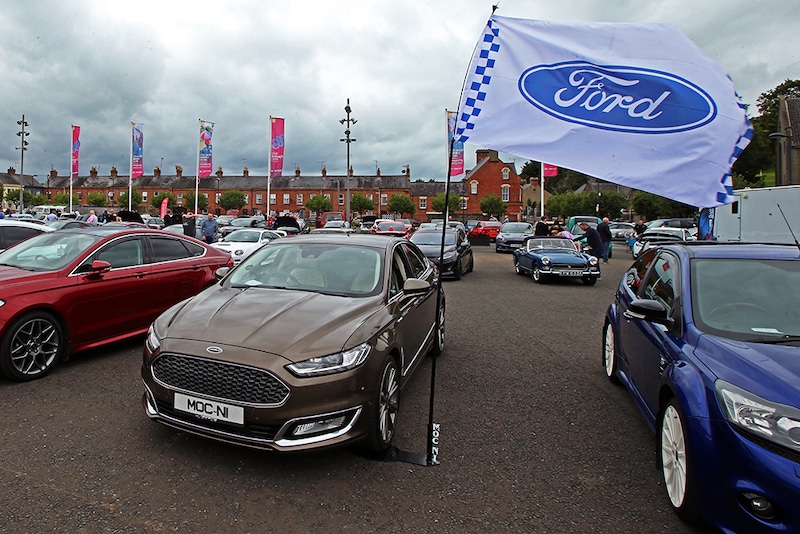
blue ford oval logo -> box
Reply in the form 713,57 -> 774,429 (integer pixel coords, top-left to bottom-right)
206,346 -> 223,354
518,61 -> 716,134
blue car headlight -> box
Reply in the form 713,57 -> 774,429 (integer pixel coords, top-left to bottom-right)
286,343 -> 371,377
588,256 -> 599,266
541,256 -> 551,266
716,380 -> 800,451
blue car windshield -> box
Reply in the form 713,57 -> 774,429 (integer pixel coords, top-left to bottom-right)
692,258 -> 800,338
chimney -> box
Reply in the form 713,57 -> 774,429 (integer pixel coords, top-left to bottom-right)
90,167 -> 98,178
295,165 -> 301,178
348,165 -> 353,177
154,166 -> 161,177
7,167 -> 15,175
476,149 -> 499,163
216,167 -> 223,178
111,167 -> 119,177
376,167 -> 381,177
322,166 -> 327,177
49,169 -> 58,180
176,165 -> 183,177
243,166 -> 249,177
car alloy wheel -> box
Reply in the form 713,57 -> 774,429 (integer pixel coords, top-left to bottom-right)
514,260 -> 524,275
365,356 -> 400,453
602,323 -> 620,384
0,311 -> 64,381
660,400 -> 700,523
453,259 -> 463,280
532,266 -> 542,283
431,297 -> 445,357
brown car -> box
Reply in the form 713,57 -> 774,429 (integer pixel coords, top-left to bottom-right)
142,234 -> 444,453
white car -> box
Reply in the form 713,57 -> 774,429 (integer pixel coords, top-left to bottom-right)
0,220 -> 55,252
210,228 -> 280,264
631,227 -> 696,257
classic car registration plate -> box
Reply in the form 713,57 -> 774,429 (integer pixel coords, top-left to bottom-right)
174,393 -> 244,424
559,270 -> 583,277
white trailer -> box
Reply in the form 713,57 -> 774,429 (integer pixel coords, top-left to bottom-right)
704,185 -> 800,244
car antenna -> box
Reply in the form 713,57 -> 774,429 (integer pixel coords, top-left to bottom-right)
776,203 -> 800,255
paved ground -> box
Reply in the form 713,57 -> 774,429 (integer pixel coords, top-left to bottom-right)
0,244 -> 715,533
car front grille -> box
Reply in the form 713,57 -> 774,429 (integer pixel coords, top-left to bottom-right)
152,353 -> 290,406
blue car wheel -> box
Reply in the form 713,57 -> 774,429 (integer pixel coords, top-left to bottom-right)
660,399 -> 701,524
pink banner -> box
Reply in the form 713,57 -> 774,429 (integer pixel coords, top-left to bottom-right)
270,117 -> 285,178
71,125 -> 80,178
131,122 -> 144,178
544,164 -> 558,177
447,111 -> 464,176
198,120 -> 214,178
160,196 -> 169,218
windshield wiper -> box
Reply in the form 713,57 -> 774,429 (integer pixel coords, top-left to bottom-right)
751,335 -> 800,345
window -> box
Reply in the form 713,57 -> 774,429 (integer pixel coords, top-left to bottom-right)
401,243 -> 428,278
380,194 -> 387,206
324,193 -> 331,201
642,252 -> 678,313
149,236 -> 193,262
283,193 -> 290,204
96,238 -> 143,269
625,249 -> 658,291
502,168 -> 510,180
338,194 -> 344,206
215,193 -> 221,203
243,194 -> 248,204
470,181 -> 478,195
459,197 -> 467,210
501,185 -> 510,202
270,193 -> 276,205
177,193 -> 183,203
256,194 -> 263,205
296,193 -> 303,204
419,197 -> 427,210
367,194 -> 373,201
142,192 -> 148,202
77,192 -> 83,201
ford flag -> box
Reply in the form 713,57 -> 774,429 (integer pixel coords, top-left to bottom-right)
455,15 -> 752,208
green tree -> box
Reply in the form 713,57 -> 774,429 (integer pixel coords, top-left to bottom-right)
218,190 -> 245,212
5,189 -> 42,207
118,188 -> 143,210
349,193 -> 374,215
184,190 -> 209,212
755,79 -> 800,134
733,114 -> 772,186
596,190 -> 629,219
305,194 -> 332,214
630,191 -> 696,221
151,191 -> 177,211
87,192 -> 107,207
479,194 -> 507,219
387,194 -> 415,217
53,192 -> 80,206
430,192 -> 460,215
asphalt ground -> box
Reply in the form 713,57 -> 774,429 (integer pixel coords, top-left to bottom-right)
0,243 -> 716,533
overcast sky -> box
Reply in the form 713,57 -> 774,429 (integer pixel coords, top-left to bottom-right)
1,0 -> 797,183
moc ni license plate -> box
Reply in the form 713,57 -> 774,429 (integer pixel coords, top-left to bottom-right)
174,393 -> 244,424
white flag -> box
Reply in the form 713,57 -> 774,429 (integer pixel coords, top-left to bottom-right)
455,15 -> 752,208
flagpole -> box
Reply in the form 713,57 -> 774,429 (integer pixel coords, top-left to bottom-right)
128,123 -> 134,212
540,162 -> 545,218
268,117 -> 272,220
195,119 -> 201,214
69,125 -> 74,214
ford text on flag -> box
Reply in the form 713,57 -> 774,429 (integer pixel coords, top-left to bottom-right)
455,15 -> 752,208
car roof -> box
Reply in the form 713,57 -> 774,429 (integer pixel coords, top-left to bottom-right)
0,220 -> 55,231
663,242 -> 800,260
269,233 -> 405,249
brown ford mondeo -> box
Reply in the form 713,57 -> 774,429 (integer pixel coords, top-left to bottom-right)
142,234 -> 444,452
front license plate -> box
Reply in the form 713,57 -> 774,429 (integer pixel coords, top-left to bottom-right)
559,270 -> 583,277
174,393 -> 244,425
510,243 -> 521,248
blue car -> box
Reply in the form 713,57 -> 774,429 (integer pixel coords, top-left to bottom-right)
512,236 -> 600,285
603,242 -> 800,532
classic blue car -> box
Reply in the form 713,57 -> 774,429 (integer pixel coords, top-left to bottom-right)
603,242 -> 800,532
512,236 -> 600,285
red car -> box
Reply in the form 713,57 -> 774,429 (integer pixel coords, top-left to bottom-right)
468,220 -> 502,241
370,220 -> 410,238
0,227 -> 233,381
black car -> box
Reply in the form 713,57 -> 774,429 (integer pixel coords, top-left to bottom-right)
409,228 -> 473,280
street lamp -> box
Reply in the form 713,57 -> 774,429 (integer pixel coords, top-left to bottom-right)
339,99 -> 357,221
769,132 -> 793,185
16,115 -> 29,213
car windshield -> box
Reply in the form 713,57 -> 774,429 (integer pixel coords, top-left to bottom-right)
231,218 -> 253,227
223,230 -> 263,243
501,223 -> 532,233
411,232 -> 456,246
692,258 -> 800,339
377,222 -> 404,231
527,238 -> 575,252
228,242 -> 383,296
0,232 -> 101,271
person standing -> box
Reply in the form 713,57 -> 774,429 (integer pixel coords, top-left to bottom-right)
534,217 -> 549,236
86,210 -> 98,226
200,213 -> 219,244
577,221 -> 603,275
182,211 -> 196,238
633,218 -> 647,236
597,217 -> 613,263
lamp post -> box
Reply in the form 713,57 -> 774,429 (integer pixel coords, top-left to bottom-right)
339,99 -> 357,221
769,132 -> 793,186
16,115 -> 29,213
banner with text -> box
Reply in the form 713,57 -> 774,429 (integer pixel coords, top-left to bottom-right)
71,125 -> 80,179
198,120 -> 215,178
270,117 -> 285,178
131,122 -> 144,179
446,111 -> 464,176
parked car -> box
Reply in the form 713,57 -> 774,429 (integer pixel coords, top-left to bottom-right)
512,236 -> 600,285
141,234 -> 444,453
45,219 -> 92,230
645,217 -> 696,229
272,215 -> 304,235
608,221 -> 635,241
371,220 -> 409,238
0,227 -> 233,381
0,220 -> 55,252
210,228 -> 281,265
631,227 -> 696,257
602,242 -> 800,532
495,222 -> 535,253
141,216 -> 165,230
219,216 -> 264,238
322,220 -> 351,229
410,228 -> 473,280
468,220 -> 502,241
566,215 -> 601,233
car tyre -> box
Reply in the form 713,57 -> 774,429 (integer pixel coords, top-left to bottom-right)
467,254 -> 474,273
582,276 -> 597,286
532,266 -> 543,283
364,355 -> 400,453
453,259 -> 463,280
514,259 -> 524,275
0,311 -> 64,381
659,399 -> 701,524
602,322 -> 620,384
430,297 -> 446,357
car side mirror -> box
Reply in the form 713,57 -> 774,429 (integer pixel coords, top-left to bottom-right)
215,266 -> 230,280
90,260 -> 112,273
403,278 -> 430,295
626,298 -> 674,327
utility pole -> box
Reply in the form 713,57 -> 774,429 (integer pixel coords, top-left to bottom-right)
340,99 -> 357,220
16,115 -> 29,212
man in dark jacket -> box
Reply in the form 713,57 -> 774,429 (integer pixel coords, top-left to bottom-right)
597,217 -> 613,263
534,217 -> 549,236
577,222 -> 603,274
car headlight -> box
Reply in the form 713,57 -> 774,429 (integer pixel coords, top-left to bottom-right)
443,250 -> 457,261
716,380 -> 800,452
234,249 -> 244,256
145,324 -> 161,354
496,235 -> 506,242
588,256 -> 599,265
286,343 -> 371,377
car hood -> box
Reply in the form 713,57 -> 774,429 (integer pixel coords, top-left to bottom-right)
414,243 -> 456,258
0,266 -> 61,290
696,334 -> 800,402
274,216 -> 300,229
162,285 -> 383,362
530,249 -> 585,262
